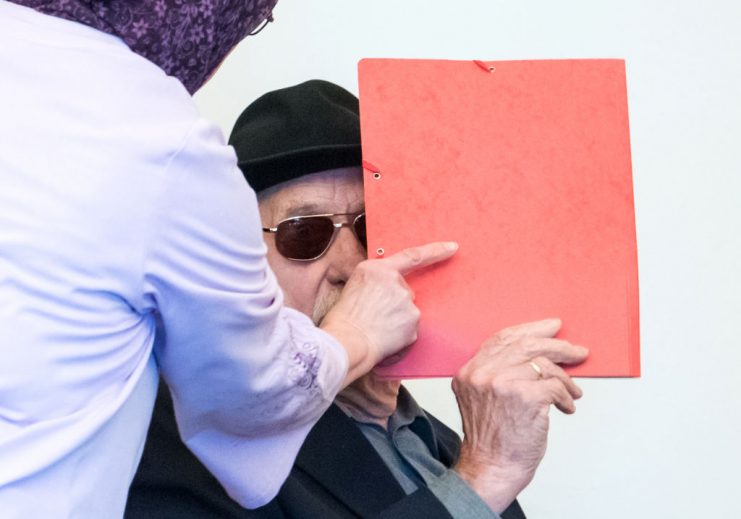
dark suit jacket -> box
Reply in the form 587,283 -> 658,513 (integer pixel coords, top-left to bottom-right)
126,384 -> 526,519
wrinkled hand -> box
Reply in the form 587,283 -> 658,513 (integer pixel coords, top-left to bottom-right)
321,241 -> 458,386
452,318 -> 589,513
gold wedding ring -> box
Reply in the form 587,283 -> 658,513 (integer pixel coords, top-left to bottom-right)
529,361 -> 544,379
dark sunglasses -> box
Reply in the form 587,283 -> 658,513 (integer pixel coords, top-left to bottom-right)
262,212 -> 367,261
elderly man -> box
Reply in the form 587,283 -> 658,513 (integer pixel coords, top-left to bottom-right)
126,80 -> 587,518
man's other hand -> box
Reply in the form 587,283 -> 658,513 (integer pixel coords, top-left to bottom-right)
452,318 -> 589,513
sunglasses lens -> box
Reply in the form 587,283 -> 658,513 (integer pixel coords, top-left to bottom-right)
275,217 -> 335,260
354,214 -> 367,250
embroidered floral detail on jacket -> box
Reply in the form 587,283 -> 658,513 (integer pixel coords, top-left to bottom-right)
288,342 -> 320,392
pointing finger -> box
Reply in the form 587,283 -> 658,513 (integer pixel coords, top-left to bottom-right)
380,241 -> 458,276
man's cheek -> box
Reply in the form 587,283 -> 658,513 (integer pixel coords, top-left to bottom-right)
283,283 -> 320,318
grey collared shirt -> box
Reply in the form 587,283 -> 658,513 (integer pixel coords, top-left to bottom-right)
350,387 -> 499,519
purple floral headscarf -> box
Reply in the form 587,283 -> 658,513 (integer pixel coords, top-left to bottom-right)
9,0 -> 278,94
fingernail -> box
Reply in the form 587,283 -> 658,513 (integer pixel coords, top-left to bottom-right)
444,242 -> 459,251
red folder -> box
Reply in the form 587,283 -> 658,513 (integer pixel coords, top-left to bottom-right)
358,58 -> 639,378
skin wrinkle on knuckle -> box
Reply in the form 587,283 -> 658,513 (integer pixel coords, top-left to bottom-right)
353,267 -> 371,284
454,367 -> 474,386
405,248 -> 423,265
493,331 -> 511,345
487,340 -> 508,357
478,340 -> 496,355
465,371 -> 488,390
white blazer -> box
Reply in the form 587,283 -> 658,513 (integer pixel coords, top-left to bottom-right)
0,2 -> 347,516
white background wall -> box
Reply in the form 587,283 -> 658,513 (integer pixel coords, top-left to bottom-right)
195,2 -> 741,517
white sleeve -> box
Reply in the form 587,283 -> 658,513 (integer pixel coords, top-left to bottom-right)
143,118 -> 349,508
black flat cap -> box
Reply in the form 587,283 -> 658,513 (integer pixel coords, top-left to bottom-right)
229,79 -> 361,193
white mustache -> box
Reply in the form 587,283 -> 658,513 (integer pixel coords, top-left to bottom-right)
312,288 -> 344,326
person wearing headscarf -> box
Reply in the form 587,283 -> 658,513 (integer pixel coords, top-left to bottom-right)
0,1 -> 456,516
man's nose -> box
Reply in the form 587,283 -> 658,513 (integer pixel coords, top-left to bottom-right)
325,226 -> 366,284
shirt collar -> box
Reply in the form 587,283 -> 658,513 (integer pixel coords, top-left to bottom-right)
387,385 -> 427,432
